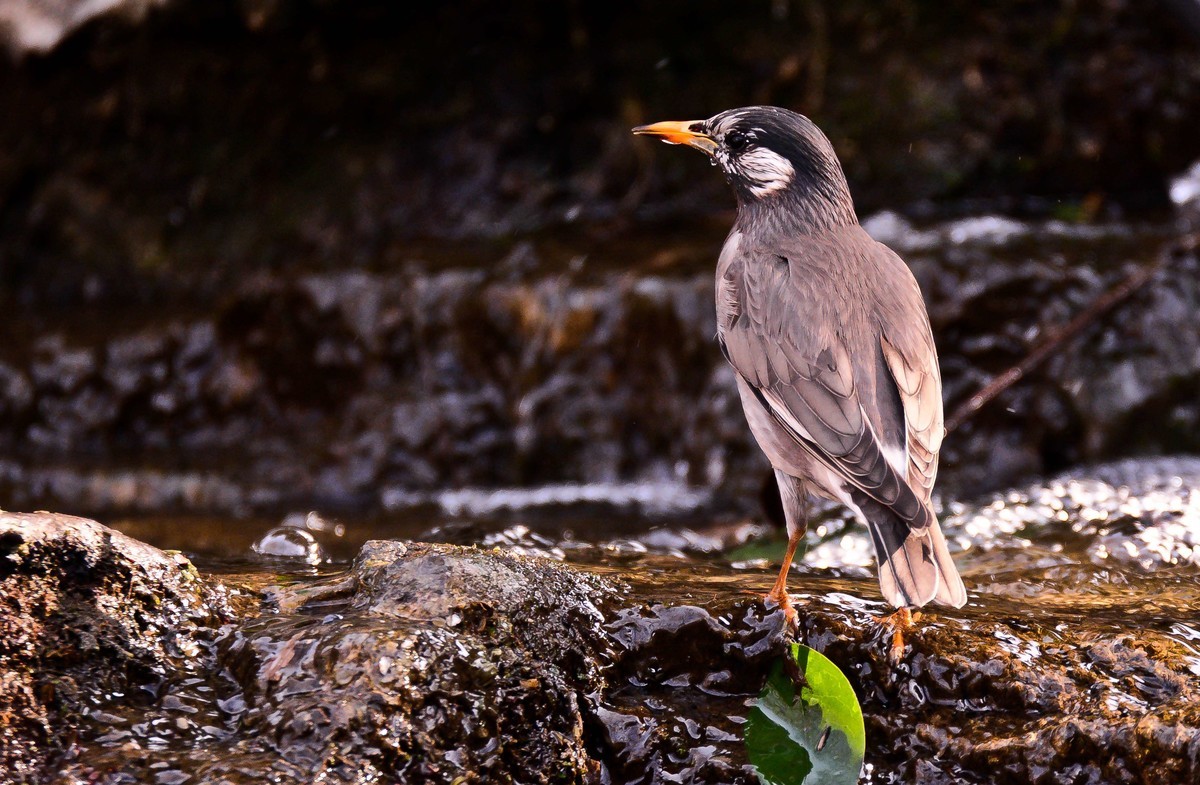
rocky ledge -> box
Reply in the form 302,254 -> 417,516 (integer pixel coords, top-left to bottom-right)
1,510 -> 1198,784
0,512 -> 234,782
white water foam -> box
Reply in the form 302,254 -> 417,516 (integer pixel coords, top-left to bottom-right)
380,481 -> 712,517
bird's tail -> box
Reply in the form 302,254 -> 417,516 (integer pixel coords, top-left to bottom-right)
853,490 -> 967,609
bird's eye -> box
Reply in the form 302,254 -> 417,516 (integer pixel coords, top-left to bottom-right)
725,130 -> 750,153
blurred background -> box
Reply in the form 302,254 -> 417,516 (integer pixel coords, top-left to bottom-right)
1,0 -> 1199,536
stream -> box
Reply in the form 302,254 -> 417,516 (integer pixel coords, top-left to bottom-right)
18,451 -> 1185,783
2,209 -> 1200,783
4,2 -> 1200,782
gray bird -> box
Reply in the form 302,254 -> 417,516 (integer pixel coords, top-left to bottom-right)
633,107 -> 967,624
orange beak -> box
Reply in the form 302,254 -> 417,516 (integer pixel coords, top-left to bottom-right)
631,120 -> 717,156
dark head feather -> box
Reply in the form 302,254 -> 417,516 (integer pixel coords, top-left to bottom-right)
702,106 -> 858,233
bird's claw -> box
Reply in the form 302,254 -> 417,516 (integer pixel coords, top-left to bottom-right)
872,607 -> 921,663
765,589 -> 798,630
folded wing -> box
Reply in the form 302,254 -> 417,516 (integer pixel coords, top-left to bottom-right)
718,236 -> 966,608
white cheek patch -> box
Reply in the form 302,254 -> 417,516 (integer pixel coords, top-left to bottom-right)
737,147 -> 795,197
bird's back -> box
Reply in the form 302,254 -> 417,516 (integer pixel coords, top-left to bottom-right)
717,223 -> 965,608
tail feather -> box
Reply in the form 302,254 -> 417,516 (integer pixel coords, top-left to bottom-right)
852,489 -> 966,609
926,517 -> 967,607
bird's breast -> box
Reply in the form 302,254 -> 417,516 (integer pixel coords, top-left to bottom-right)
715,230 -> 744,336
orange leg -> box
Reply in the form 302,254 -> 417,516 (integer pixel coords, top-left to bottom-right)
765,526 -> 804,627
765,470 -> 810,628
872,606 -> 922,662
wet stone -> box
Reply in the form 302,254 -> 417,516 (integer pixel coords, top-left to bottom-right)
0,512 -> 233,782
943,455 -> 1200,569
5,465 -> 1200,785
162,541 -> 624,784
1,226 -> 1198,516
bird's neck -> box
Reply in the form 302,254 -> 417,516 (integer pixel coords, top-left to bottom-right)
734,188 -> 859,239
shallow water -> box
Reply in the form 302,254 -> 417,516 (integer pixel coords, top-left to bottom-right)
107,451 -> 1200,632
12,206 -> 1200,781
44,455 -> 1192,783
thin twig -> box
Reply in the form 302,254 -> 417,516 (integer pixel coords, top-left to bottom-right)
944,235 -> 1196,434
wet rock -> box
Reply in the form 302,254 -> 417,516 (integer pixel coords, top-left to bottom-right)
922,228 -> 1200,492
151,541 -> 620,784
5,505 -> 1200,783
342,540 -> 616,683
0,219 -> 1193,515
805,455 -> 1200,577
0,511 -> 232,781
841,622 -> 1200,784
596,599 -> 789,785
601,578 -> 1200,785
592,546 -> 1200,784
0,265 -> 755,515
1,225 -> 1198,512
945,455 -> 1200,569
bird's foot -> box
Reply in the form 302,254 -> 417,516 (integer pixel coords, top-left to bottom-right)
764,587 -> 798,630
872,607 -> 921,663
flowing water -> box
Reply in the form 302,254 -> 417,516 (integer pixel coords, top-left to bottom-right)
65,452 -> 1198,783
9,213 -> 1200,783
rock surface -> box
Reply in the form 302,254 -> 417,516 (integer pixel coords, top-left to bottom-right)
0,511 -> 232,782
4,498 -> 1199,784
38,534 -> 626,784
196,541 -> 621,784
1,228 -> 1197,515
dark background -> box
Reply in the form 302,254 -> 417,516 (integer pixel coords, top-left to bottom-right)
1,0 -> 1199,517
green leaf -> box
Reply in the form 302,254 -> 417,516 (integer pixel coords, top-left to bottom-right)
724,532 -> 801,565
745,643 -> 865,785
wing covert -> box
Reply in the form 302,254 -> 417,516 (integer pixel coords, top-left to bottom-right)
717,242 -> 932,530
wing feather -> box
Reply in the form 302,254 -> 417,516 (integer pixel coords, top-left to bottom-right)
716,230 -> 966,610
880,309 -> 943,503
719,242 -> 932,532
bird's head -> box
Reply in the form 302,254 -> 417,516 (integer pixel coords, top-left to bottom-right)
633,106 -> 857,230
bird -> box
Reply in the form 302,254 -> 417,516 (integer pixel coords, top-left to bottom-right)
632,107 -> 967,635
